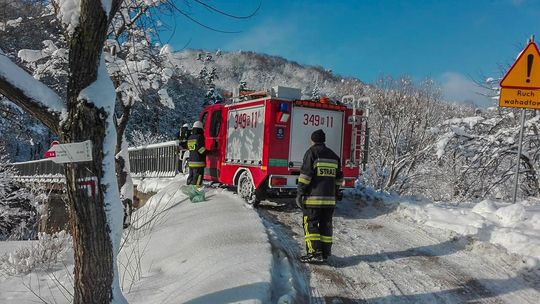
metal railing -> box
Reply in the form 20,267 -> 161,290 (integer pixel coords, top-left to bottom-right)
12,159 -> 65,183
128,140 -> 179,178
11,140 -> 181,183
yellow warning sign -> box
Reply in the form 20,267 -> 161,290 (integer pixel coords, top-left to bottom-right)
500,42 -> 540,89
499,87 -> 540,109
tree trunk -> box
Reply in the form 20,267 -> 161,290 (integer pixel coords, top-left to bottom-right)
62,1 -> 122,303
0,0 -> 124,302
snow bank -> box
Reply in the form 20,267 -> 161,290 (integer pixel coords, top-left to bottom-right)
0,176 -> 275,303
133,176 -> 178,193
398,199 -> 540,268
122,175 -> 273,303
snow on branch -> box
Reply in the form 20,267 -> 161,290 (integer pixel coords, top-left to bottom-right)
0,54 -> 65,134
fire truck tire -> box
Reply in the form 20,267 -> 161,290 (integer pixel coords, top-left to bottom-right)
237,171 -> 260,206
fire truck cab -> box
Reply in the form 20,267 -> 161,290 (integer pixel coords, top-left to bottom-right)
197,86 -> 368,205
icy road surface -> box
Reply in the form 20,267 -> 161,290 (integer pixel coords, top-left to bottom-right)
258,199 -> 540,304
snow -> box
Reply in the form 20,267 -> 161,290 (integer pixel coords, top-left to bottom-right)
101,0 -> 112,16
0,53 -> 66,114
122,175 -> 273,303
158,88 -> 175,108
78,54 -> 126,303
159,44 -> 173,55
0,175 -> 275,303
398,199 -> 540,268
56,0 -> 81,34
128,140 -> 179,151
1,174 -> 539,303
117,136 -> 134,205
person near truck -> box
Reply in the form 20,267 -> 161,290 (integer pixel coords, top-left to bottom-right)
178,123 -> 192,149
186,121 -> 207,187
177,123 -> 192,173
296,129 -> 343,264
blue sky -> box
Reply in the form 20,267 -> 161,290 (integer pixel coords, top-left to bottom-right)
165,0 -> 540,106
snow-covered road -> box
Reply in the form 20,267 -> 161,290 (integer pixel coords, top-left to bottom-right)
2,176 -> 539,304
259,198 -> 540,303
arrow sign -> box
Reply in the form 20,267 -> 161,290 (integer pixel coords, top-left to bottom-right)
44,140 -> 93,164
500,42 -> 540,89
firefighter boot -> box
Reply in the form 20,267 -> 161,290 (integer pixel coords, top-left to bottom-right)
300,251 -> 324,264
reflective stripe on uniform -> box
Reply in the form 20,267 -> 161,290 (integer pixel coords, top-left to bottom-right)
188,161 -> 205,168
305,233 -> 321,241
303,216 -> 315,253
298,174 -> 312,185
313,158 -> 338,169
320,235 -> 332,243
305,195 -> 336,206
198,147 -> 206,154
187,139 -> 197,151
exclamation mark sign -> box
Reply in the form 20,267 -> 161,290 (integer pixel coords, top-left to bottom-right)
526,54 -> 534,83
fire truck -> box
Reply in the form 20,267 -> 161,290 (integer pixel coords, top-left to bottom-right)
195,86 -> 368,205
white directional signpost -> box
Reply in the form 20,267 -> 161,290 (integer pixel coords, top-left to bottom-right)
44,140 -> 93,164
499,36 -> 539,203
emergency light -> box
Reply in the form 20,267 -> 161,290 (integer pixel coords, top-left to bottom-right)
279,102 -> 289,113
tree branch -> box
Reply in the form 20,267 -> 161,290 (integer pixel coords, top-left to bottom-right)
0,55 -> 64,135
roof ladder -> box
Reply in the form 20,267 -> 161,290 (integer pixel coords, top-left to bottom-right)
342,95 -> 370,168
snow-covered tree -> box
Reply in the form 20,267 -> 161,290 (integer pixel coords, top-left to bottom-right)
365,76 -> 450,195
129,129 -> 169,146
0,145 -> 40,241
433,106 -> 540,200
1,0 -> 129,302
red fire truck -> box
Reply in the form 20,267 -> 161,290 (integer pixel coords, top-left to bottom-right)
196,86 -> 368,205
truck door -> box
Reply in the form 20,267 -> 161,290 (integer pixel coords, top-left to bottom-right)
204,108 -> 224,181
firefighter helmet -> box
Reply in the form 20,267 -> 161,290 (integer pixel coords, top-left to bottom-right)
193,121 -> 203,129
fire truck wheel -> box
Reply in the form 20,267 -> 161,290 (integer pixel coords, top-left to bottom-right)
237,171 -> 260,206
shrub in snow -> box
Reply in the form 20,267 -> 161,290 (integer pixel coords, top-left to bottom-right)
128,129 -> 169,147
0,231 -> 71,275
0,145 -> 45,241
433,107 -> 540,201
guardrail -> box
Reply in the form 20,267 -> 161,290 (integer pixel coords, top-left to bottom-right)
128,140 -> 180,178
11,140 -> 181,182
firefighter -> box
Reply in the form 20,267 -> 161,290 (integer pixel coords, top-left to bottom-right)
178,123 -> 192,173
178,123 -> 192,149
296,129 -> 343,264
186,121 -> 207,187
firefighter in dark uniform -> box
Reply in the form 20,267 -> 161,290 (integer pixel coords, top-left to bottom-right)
296,129 -> 343,264
186,121 -> 207,187
178,123 -> 192,149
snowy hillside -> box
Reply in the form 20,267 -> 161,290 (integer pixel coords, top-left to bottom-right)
172,49 -> 366,100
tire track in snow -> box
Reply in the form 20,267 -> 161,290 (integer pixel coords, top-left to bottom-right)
257,199 -> 540,303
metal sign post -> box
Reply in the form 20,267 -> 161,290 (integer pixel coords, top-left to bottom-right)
500,35 -> 537,203
512,109 -> 526,204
